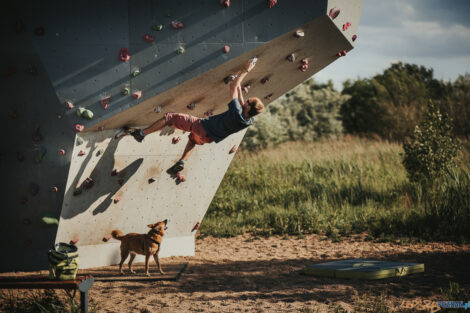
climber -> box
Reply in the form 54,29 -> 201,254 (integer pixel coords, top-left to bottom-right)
114,58 -> 264,175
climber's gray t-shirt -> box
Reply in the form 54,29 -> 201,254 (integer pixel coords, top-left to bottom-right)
201,98 -> 253,143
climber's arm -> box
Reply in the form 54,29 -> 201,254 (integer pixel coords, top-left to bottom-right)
229,59 -> 256,100
237,84 -> 244,105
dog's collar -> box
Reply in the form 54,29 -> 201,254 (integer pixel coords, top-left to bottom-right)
150,238 -> 161,245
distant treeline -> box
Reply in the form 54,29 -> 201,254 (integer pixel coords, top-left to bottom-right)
242,62 -> 470,150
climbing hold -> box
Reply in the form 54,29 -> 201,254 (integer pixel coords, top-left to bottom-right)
261,76 -> 270,84
74,123 -> 84,133
34,146 -> 47,163
51,186 -> 58,192
34,26 -> 45,36
229,145 -> 237,154
41,213 -> 58,226
329,7 -> 340,19
78,150 -> 86,156
102,235 -> 111,242
76,137 -> 84,146
101,96 -> 110,110
58,149 -> 65,155
352,34 -> 357,41
121,87 -> 130,96
30,183 -> 39,196
32,127 -> 43,143
299,64 -> 309,72
118,179 -> 124,186
78,108 -> 94,119
222,45 -> 230,53
83,177 -> 94,189
73,189 -> 82,196
171,21 -> 184,29
220,0 -> 230,7
6,66 -> 16,77
98,126 -> 105,131
267,0 -> 277,8
337,50 -> 347,57
70,238 -> 79,245
301,58 -> 309,65
294,30 -> 305,38
65,100 -> 74,110
23,218 -> 31,225
342,22 -> 351,31
25,65 -> 38,76
154,106 -> 162,113
76,107 -> 85,117
192,222 -> 200,232
177,47 -> 185,54
143,34 -> 155,43
286,53 -> 296,62
242,84 -> 251,94
264,93 -> 273,100
176,172 -> 186,183
148,178 -> 156,184
172,136 -> 181,144
224,74 -> 237,84
20,196 -> 28,204
204,110 -> 214,117
187,102 -> 195,110
96,149 -> 104,156
132,68 -> 141,77
111,169 -> 119,176
57,114 -> 62,119
152,24 -> 163,31
118,48 -> 130,62
132,90 -> 142,99
114,198 -> 120,204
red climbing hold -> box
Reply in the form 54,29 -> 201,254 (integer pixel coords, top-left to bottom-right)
229,145 -> 237,154
132,90 -> 142,99
58,149 -> 65,155
118,48 -> 130,62
98,126 -> 105,131
222,45 -> 230,53
192,222 -> 200,232
264,93 -> 273,100
74,123 -> 84,133
102,235 -> 111,242
352,34 -> 357,42
204,110 -> 214,117
301,58 -> 309,65
261,76 -> 270,84
143,34 -> 155,43
299,64 -> 309,72
83,177 -> 94,189
187,102 -> 196,110
78,150 -> 86,156
70,238 -> 79,245
176,172 -> 186,182
337,50 -> 347,57
267,0 -> 277,8
342,22 -> 351,31
171,21 -> 184,29
65,101 -> 74,110
329,7 -> 340,19
220,0 -> 230,7
172,136 -> 181,144
51,186 -> 58,192
242,84 -> 251,94
101,96 -> 110,110
111,169 -> 119,176
114,198 -> 120,204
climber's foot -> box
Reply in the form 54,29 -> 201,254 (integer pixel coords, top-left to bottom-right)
167,160 -> 184,176
114,126 -> 145,142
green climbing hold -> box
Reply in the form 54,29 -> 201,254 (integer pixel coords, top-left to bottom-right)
76,107 -> 93,119
132,69 -> 141,77
76,137 -> 84,146
177,47 -> 185,54
152,24 -> 163,31
41,213 -> 59,226
121,87 -> 130,96
76,107 -> 85,118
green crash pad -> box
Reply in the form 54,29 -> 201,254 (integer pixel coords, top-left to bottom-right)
303,259 -> 424,280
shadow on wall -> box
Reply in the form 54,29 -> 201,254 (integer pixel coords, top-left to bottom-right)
61,136 -> 143,219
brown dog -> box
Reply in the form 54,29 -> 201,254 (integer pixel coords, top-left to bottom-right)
111,219 -> 167,276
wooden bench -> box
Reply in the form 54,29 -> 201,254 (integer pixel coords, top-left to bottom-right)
0,275 -> 94,313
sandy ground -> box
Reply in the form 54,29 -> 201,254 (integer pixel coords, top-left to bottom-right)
2,233 -> 470,312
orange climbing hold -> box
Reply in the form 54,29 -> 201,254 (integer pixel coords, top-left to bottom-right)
70,238 -> 79,245
222,45 -> 230,53
301,58 -> 309,65
132,90 -> 142,99
118,48 -> 130,62
267,0 -> 277,8
329,7 -> 340,19
74,123 -> 84,132
65,101 -> 74,109
171,21 -> 184,29
78,150 -> 86,156
220,0 -> 230,7
337,50 -> 347,57
172,136 -> 181,144
114,198 -> 120,204
342,22 -> 351,31
142,34 -> 155,43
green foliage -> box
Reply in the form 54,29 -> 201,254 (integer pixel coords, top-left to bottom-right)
242,79 -> 349,151
402,101 -> 461,185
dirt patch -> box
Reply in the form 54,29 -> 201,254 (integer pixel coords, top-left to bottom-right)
2,234 -> 469,312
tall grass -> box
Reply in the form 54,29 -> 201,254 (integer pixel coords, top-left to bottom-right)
200,137 -> 470,242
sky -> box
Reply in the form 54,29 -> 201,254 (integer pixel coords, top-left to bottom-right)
315,0 -> 470,90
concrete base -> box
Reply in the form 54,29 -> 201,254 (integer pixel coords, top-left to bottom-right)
76,235 -> 194,269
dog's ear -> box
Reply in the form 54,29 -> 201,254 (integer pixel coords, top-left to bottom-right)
163,219 -> 168,225
147,223 -> 154,228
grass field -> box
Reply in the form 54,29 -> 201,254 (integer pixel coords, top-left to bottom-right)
200,137 -> 470,242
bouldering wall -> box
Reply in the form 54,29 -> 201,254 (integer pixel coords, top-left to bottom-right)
0,0 -> 362,271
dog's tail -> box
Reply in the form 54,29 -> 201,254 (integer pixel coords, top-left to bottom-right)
111,230 -> 124,240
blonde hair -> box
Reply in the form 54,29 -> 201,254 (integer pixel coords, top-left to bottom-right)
247,97 -> 264,117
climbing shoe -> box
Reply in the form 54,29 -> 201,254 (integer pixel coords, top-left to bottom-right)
114,126 -> 145,142
166,160 -> 184,175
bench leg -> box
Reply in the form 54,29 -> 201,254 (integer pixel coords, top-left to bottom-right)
80,290 -> 88,313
